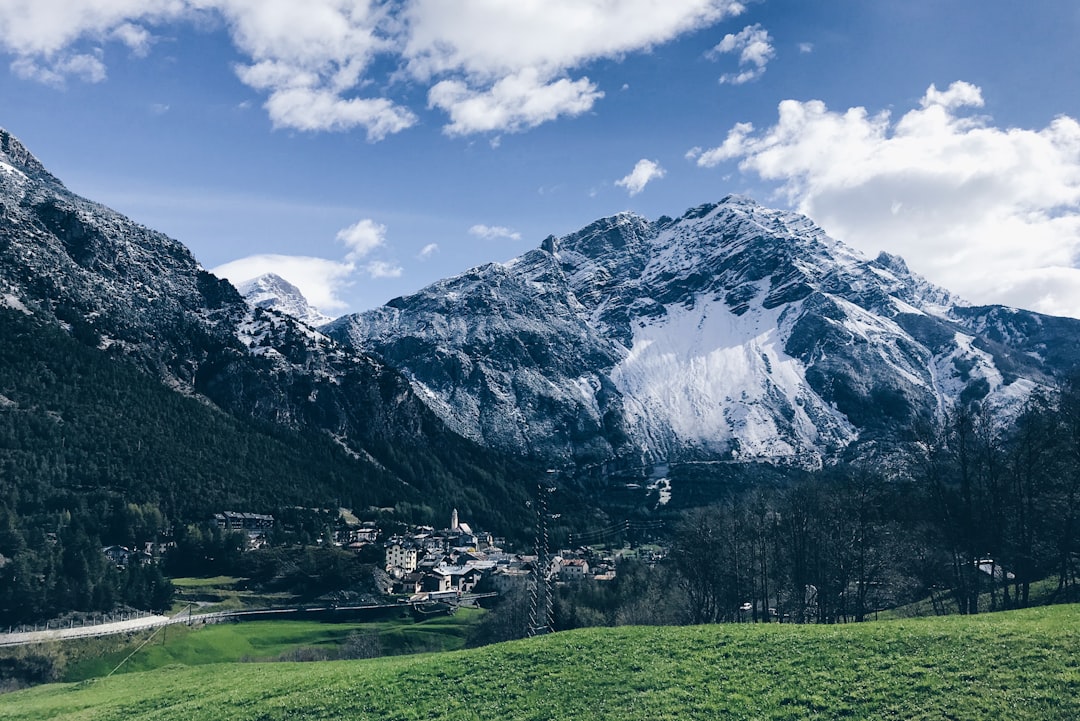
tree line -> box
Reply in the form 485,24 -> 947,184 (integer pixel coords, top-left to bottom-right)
553,383 -> 1080,629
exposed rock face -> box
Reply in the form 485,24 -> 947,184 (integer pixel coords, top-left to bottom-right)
329,197 -> 1076,468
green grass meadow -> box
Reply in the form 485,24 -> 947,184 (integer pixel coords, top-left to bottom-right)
3,604 -> 1078,720
60,609 -> 483,681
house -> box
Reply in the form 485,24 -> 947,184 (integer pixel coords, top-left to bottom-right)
102,545 -> 131,566
421,570 -> 453,593
439,564 -> 486,593
213,511 -> 275,533
560,558 -> 590,581
977,558 -> 1016,581
102,545 -> 152,568
396,571 -> 426,595
385,541 -> 421,573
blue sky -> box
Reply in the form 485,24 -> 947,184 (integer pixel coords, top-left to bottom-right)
2,1 -> 1080,318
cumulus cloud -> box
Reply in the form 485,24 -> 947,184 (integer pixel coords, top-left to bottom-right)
708,23 -> 774,85
214,217 -> 401,312
429,68 -> 602,136
212,254 -> 356,312
408,0 -> 745,134
469,224 -> 522,241
0,0 -> 746,136
0,0 -> 184,56
417,242 -> 439,259
616,158 -> 666,196
690,81 -> 1080,317
336,218 -> 386,259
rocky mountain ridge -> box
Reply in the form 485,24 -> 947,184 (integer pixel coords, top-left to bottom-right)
329,197 -> 1078,468
0,127 -> 531,526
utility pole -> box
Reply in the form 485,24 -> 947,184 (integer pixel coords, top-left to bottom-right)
528,476 -> 555,637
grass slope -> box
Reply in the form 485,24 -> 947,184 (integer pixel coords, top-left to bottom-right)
3,605 -> 1078,720
61,611 -> 483,682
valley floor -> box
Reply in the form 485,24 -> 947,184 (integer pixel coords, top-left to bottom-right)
2,604 -> 1078,720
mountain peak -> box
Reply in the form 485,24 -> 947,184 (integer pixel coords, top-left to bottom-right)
237,273 -> 332,327
0,128 -> 59,184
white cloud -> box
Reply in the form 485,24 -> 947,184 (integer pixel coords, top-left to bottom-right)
0,0 -> 747,136
212,254 -> 356,312
409,0 -> 746,135
336,218 -> 386,259
111,22 -> 153,56
213,0 -> 416,139
708,23 -> 774,85
417,243 -> 439,259
691,81 -> 1080,318
469,224 -> 522,241
214,216 -> 402,311
429,68 -> 602,136
798,42 -> 813,54
364,260 -> 402,278
0,1 -> 185,56
616,158 -> 666,196
11,51 -> 106,86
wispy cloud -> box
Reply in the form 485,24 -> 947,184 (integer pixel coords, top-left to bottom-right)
708,23 -> 774,85
469,224 -> 522,241
364,260 -> 403,279
11,51 -> 106,86
417,243 -> 439,259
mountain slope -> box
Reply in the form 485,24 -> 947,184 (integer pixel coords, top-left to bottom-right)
0,128 -> 533,530
329,197 -> 1077,468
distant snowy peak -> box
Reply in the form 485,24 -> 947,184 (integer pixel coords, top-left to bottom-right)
237,273 -> 333,327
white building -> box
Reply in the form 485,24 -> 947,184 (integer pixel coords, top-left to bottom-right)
385,542 -> 420,573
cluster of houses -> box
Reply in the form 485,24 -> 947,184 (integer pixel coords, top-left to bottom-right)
378,509 -> 617,601
97,506 -> 622,594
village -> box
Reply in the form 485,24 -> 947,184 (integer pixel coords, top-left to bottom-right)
98,507 -> 627,607
375,509 -> 619,602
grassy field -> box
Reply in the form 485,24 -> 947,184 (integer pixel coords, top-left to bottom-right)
169,576 -> 298,614
61,609 -> 483,681
3,604 -> 1078,720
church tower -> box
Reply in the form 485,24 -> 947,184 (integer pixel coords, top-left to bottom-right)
451,508 -> 459,531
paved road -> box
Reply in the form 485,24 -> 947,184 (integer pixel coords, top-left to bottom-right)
0,614 -> 173,646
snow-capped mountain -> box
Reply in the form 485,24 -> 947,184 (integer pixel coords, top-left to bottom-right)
237,273 -> 333,328
0,127 -> 528,510
328,197 -> 1080,468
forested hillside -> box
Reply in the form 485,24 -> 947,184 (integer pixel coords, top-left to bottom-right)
0,307 -> 534,624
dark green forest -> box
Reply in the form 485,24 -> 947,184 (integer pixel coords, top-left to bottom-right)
0,308 -> 534,625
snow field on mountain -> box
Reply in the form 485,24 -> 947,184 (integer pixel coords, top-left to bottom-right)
610,290 -> 856,462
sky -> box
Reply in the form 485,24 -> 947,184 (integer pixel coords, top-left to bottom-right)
2,1 -> 1080,319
